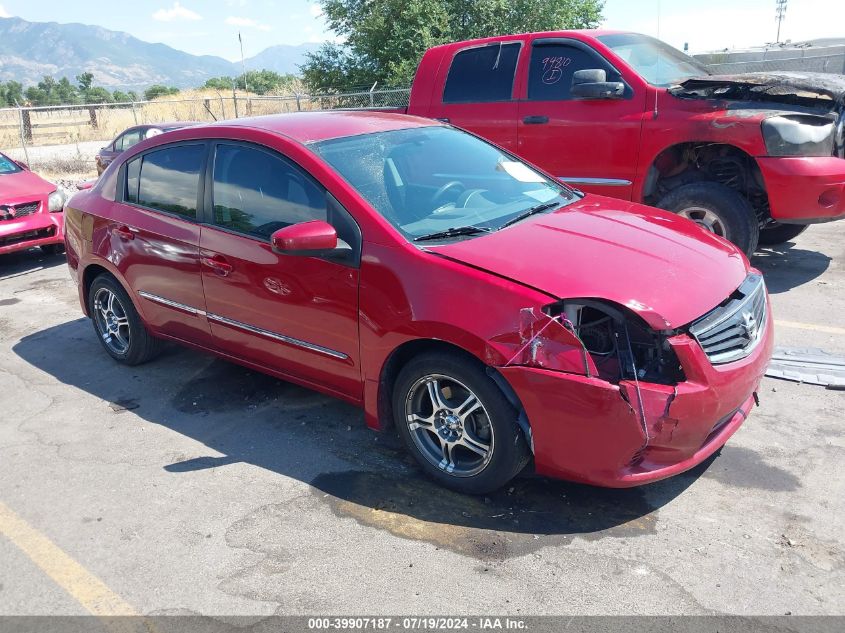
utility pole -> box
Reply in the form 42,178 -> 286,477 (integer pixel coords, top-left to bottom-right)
239,31 -> 250,93
775,0 -> 787,44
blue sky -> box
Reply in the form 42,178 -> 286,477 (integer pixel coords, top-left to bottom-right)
1,0 -> 843,60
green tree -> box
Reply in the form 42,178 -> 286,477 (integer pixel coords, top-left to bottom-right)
302,0 -> 604,91
203,70 -> 298,95
86,86 -> 113,103
144,85 -> 180,100
56,77 -> 81,104
0,80 -> 24,106
112,90 -> 131,102
76,72 -> 94,97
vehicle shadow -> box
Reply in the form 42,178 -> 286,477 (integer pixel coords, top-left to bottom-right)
0,248 -> 66,280
13,318 -> 715,543
751,242 -> 831,294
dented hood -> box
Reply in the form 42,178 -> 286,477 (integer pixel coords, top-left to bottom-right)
430,197 -> 750,330
676,72 -> 845,105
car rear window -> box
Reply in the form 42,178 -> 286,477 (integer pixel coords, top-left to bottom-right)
135,144 -> 204,219
443,43 -> 520,104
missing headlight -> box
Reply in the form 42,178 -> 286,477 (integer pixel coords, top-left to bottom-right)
544,300 -> 685,385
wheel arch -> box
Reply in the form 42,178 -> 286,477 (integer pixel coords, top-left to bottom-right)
373,338 -> 532,450
641,141 -> 772,224
80,260 -> 139,319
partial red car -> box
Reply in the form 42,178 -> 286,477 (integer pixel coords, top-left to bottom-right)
0,152 -> 66,257
96,122 -> 198,175
64,112 -> 773,493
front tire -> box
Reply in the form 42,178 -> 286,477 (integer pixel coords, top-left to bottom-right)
656,181 -> 759,257
759,223 -> 808,245
88,274 -> 162,365
393,351 -> 530,494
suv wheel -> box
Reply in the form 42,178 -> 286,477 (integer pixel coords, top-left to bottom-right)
88,274 -> 162,365
759,223 -> 808,246
393,352 -> 530,494
657,181 -> 759,257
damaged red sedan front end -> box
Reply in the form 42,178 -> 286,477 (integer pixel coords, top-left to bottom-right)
434,198 -> 773,488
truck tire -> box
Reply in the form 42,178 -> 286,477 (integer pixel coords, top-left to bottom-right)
759,223 -> 808,246
393,351 -> 530,494
656,182 -> 759,257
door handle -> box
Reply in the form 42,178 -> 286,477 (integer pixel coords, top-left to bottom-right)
201,255 -> 233,276
522,115 -> 549,125
114,225 -> 136,241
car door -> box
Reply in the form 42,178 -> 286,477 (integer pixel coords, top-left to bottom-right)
426,41 -> 522,153
199,141 -> 362,399
112,142 -> 213,346
516,38 -> 647,200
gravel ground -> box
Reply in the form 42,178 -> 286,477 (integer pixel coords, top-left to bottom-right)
0,214 -> 842,619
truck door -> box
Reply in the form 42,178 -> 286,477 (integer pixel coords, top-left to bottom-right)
427,41 -> 521,153
516,38 -> 647,200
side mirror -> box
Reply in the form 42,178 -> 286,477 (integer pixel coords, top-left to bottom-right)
271,220 -> 340,255
571,69 -> 625,100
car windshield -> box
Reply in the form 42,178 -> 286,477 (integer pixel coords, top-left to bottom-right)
0,153 -> 22,175
312,126 -> 574,242
598,33 -> 710,87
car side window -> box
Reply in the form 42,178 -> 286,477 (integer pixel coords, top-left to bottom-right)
527,43 -> 621,101
211,144 -> 327,239
443,43 -> 520,104
136,144 -> 205,219
115,129 -> 142,152
125,157 -> 141,203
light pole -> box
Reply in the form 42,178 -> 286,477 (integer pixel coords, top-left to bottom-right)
775,0 -> 787,44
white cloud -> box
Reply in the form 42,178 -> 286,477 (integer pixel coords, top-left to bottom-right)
309,4 -> 323,18
152,2 -> 202,23
0,4 -> 11,18
225,16 -> 272,31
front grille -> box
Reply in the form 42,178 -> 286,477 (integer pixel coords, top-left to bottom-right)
689,273 -> 768,364
0,201 -> 40,222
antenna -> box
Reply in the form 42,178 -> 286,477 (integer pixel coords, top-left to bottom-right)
775,0 -> 787,44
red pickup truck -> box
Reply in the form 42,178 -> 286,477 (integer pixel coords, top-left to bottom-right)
394,30 -> 845,255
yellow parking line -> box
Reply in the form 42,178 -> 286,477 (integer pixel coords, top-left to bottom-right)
776,320 -> 845,336
0,500 -> 137,616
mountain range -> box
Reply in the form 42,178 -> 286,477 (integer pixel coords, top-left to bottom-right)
0,16 -> 320,90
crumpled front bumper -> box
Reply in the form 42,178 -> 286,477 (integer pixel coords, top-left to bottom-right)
498,303 -> 774,487
758,156 -> 845,223
0,209 -> 64,255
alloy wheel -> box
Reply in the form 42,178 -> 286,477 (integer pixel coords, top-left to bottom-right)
92,287 -> 131,355
678,206 -> 728,237
404,374 -> 494,477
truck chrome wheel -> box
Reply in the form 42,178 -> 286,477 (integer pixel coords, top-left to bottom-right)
92,287 -> 131,355
678,206 -> 728,238
404,374 -> 494,477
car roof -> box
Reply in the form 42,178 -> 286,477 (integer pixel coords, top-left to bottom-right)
200,110 -> 442,144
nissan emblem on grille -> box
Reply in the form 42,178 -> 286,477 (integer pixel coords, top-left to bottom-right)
688,273 -> 767,365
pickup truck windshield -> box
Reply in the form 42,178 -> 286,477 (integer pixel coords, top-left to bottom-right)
312,126 -> 573,242
598,33 -> 710,87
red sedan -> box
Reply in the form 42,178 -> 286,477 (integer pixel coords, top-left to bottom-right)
64,112 -> 773,493
1,152 -> 66,256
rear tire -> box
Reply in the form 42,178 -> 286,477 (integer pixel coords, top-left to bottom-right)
88,274 -> 162,365
656,181 -> 759,257
759,223 -> 808,245
392,351 -> 530,494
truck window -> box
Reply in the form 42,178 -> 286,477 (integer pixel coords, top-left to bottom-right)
443,43 -> 520,104
528,43 -> 620,101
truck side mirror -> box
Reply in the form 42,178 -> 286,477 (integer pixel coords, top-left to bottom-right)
571,69 -> 625,100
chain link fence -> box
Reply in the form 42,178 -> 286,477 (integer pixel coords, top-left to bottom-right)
696,49 -> 845,75
0,87 -> 411,181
